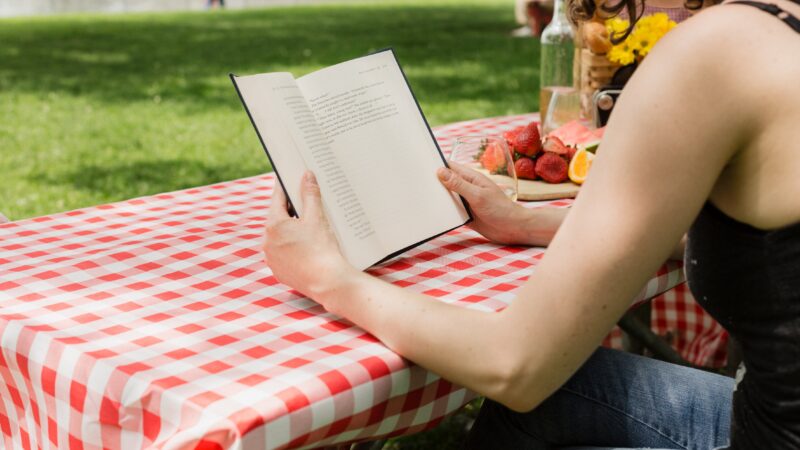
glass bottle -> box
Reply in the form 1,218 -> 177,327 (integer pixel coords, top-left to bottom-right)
539,0 -> 575,124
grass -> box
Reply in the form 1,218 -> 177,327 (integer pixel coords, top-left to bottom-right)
0,0 -> 540,221
0,2 -> 537,447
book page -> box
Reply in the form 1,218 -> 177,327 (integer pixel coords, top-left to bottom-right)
297,50 -> 470,260
232,73 -> 310,217
232,73 -> 381,270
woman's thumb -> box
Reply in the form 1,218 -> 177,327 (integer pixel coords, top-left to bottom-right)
437,167 -> 478,199
300,171 -> 324,221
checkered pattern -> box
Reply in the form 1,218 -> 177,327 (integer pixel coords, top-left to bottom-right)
601,284 -> 729,368
650,283 -> 728,367
1,114 -> 702,450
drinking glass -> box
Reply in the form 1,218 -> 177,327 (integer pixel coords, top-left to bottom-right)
450,135 -> 518,201
542,87 -> 582,135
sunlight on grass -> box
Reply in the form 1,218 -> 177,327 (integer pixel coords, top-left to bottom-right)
0,0 -> 541,221
0,3 -> 533,447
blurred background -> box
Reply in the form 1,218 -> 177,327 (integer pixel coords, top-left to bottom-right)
0,0 -> 541,223
0,0 -> 362,16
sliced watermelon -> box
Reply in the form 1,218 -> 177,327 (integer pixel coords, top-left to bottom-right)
547,120 -> 605,148
577,128 -> 605,153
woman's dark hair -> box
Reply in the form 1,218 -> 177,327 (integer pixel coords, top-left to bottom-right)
568,0 -> 706,43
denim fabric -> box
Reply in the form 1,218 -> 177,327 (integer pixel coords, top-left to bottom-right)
465,347 -> 734,450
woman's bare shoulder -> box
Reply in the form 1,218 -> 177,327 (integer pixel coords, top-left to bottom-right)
672,1 -> 800,68
649,1 -> 798,66
647,0 -> 800,229
637,1 -> 800,124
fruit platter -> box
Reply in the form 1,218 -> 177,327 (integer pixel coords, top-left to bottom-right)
476,120 -> 604,201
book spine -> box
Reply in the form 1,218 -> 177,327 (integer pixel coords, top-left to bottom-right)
229,73 -> 297,217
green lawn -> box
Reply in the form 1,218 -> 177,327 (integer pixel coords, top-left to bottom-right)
0,0 -> 540,221
0,2 -> 535,446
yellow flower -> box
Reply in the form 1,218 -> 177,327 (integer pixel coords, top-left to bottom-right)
605,17 -> 630,41
649,13 -> 672,28
630,28 -> 654,56
608,44 -> 635,65
604,13 -> 677,65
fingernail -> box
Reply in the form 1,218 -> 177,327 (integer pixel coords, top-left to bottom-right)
304,171 -> 317,185
437,167 -> 451,181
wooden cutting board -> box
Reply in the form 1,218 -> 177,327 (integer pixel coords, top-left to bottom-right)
474,166 -> 580,201
517,178 -> 579,201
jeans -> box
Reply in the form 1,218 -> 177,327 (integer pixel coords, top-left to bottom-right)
465,347 -> 734,450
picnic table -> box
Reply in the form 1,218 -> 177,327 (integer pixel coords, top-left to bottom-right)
0,114 -> 691,449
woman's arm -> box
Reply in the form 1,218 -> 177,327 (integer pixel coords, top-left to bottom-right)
439,163 -> 687,258
264,10 -> 752,412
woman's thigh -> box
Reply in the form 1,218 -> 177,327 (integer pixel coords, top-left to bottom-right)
466,347 -> 734,450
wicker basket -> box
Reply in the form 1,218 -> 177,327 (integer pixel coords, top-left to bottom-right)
579,48 -> 620,117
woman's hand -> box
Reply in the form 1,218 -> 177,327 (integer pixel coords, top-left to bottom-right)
437,162 -> 544,245
264,171 -> 354,300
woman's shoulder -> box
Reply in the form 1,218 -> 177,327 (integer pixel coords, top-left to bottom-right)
644,1 -> 799,100
665,0 -> 800,55
655,0 -> 800,229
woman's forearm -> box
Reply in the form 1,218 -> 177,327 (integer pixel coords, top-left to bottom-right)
511,206 -> 568,247
311,266 -> 527,406
306,207 -> 570,407
514,208 -> 687,261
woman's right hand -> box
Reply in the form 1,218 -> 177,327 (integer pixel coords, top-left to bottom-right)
437,162 -> 541,245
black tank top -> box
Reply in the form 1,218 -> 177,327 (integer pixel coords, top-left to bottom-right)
685,4 -> 800,449
687,203 -> 800,449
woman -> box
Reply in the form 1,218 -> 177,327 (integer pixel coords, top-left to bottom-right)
263,0 -> 800,447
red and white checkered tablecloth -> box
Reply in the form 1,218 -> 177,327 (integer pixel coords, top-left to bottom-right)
0,114 -> 705,450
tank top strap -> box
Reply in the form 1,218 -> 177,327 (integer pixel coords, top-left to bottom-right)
728,0 -> 800,32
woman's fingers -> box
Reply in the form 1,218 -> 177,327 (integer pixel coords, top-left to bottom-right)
269,183 -> 290,221
437,166 -> 481,201
299,171 -> 325,223
448,161 -> 496,188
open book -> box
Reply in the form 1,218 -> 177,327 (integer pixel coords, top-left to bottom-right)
231,49 -> 471,270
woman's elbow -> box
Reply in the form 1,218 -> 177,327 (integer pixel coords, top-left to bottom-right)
495,391 -> 543,413
485,357 -> 549,413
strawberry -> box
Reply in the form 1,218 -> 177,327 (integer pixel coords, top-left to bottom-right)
534,151 -> 569,183
514,157 -> 537,180
503,126 -> 524,150
478,141 -> 507,174
542,135 -> 570,156
513,122 -> 542,157
566,145 -> 578,161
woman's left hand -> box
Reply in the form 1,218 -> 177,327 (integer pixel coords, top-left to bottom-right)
264,171 -> 352,300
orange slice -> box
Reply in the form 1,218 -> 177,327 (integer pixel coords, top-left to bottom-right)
568,148 -> 595,185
